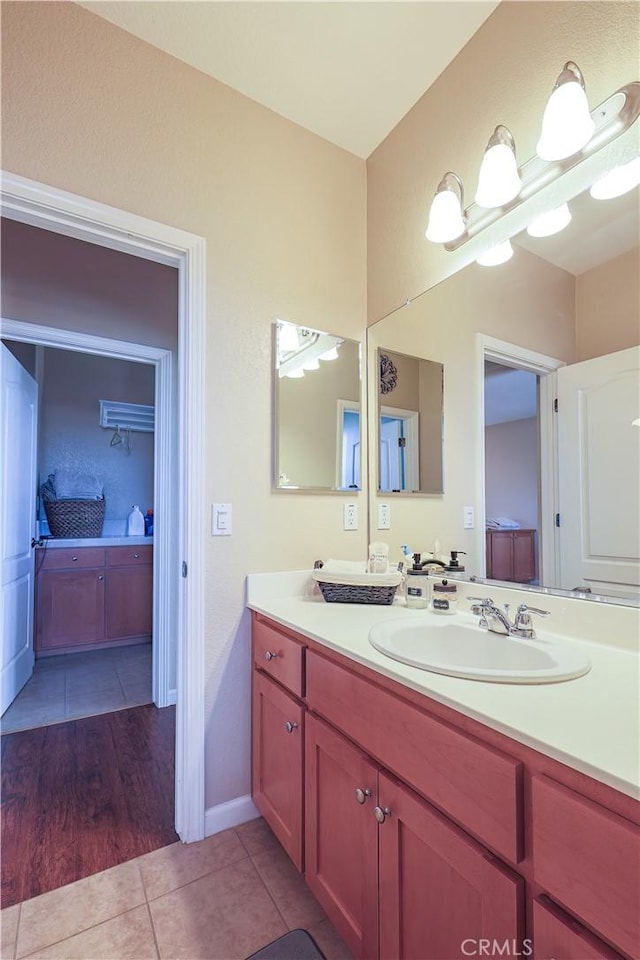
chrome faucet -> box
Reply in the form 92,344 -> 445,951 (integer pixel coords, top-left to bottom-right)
468,597 -> 550,639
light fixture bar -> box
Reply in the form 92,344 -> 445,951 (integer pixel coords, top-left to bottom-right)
444,80 -> 640,251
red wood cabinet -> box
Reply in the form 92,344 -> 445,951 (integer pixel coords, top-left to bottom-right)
486,529 -> 536,582
35,545 -> 153,655
532,899 -> 623,960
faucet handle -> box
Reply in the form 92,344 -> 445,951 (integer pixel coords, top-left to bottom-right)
467,596 -> 494,606
516,603 -> 550,619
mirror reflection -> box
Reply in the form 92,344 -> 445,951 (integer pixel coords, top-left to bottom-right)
376,348 -> 443,494
368,176 -> 639,602
273,320 -> 361,491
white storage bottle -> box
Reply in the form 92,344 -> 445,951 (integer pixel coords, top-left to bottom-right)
127,504 -> 145,536
430,579 -> 458,615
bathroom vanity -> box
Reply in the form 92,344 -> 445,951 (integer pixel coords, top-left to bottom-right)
35,539 -> 153,655
248,574 -> 639,960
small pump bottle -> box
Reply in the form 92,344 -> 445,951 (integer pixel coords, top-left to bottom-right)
430,579 -> 458,615
405,554 -> 430,609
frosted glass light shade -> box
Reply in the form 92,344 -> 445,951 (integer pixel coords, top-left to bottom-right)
319,346 -> 339,362
278,322 -> 300,354
302,358 -> 320,371
527,203 -> 572,238
426,186 -> 465,243
475,144 -> 522,208
536,71 -> 595,161
284,367 -> 305,379
590,158 -> 640,199
476,240 -> 514,266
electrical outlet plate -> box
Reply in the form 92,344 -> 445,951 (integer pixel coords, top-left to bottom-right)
378,502 -> 391,530
343,502 -> 358,531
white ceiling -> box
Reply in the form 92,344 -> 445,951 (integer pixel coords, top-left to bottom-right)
78,1 -> 500,158
484,365 -> 537,426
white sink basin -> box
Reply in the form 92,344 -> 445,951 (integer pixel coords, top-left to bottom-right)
369,618 -> 591,683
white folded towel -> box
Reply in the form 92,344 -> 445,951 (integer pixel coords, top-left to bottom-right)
55,469 -> 103,500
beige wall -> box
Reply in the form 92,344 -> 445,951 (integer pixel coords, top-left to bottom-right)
367,1 -> 640,324
1,2 -> 367,811
485,418 -> 539,531
576,247 -> 640,361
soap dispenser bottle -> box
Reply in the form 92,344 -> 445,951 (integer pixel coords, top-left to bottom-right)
406,553 -> 430,609
127,505 -> 145,537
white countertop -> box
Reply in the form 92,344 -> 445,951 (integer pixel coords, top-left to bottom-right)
38,536 -> 152,548
247,571 -> 640,801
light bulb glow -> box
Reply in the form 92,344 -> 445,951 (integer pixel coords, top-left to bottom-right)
475,143 -> 522,208
425,174 -> 466,243
278,322 -> 300,354
526,203 -> 572,238
476,240 -> 514,267
319,347 -> 339,362
590,158 -> 640,199
536,75 -> 595,161
284,368 -> 305,379
302,358 -> 320,371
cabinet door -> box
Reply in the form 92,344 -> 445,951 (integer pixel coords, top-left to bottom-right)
106,564 -> 153,640
513,530 -> 536,582
305,714 -> 378,960
252,670 -> 304,870
489,532 -> 514,581
533,898 -> 623,960
36,568 -> 105,651
378,772 -> 524,960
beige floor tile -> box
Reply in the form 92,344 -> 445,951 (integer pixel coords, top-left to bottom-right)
250,846 -> 326,930
307,917 -> 355,960
1,903 -> 20,959
235,817 -> 280,856
16,860 -> 145,958
139,829 -> 248,900
150,856 -> 286,960
22,905 -> 157,960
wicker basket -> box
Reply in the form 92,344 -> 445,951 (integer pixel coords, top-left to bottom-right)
44,498 -> 106,539
316,581 -> 398,605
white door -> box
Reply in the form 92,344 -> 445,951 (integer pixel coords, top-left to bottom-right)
1,344 -> 38,714
557,346 -> 640,596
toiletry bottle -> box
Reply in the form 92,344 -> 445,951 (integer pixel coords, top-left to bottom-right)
430,579 -> 458,615
369,542 -> 389,574
406,553 -> 429,609
127,505 -> 145,537
144,509 -> 154,536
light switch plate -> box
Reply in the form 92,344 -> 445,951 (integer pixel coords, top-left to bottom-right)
343,502 -> 358,531
378,502 -> 391,530
212,502 -> 232,536
463,506 -> 475,529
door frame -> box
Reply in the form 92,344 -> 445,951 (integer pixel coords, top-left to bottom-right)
475,334 -> 564,588
1,171 -> 206,843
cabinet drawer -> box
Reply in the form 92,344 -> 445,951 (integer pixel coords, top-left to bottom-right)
532,898 -> 623,960
532,776 -> 640,958
253,616 -> 304,698
106,545 -> 153,567
306,650 -> 522,863
38,547 -> 105,570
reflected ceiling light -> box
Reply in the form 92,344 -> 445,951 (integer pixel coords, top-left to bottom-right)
590,157 -> 640,199
284,368 -> 305,379
475,126 -> 522,208
425,173 -> 466,243
526,202 -> 572,238
476,240 -> 514,267
278,321 -> 300,354
319,346 -> 340,362
536,62 -> 595,161
302,358 -> 320,371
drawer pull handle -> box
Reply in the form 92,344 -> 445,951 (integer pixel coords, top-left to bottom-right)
374,805 -> 392,824
265,650 -> 279,661
97,575 -> 104,581
133,553 -> 140,559
355,787 -> 372,805
284,721 -> 298,734
72,556 -> 78,562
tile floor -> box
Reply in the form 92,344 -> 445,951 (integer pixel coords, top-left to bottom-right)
0,818 -> 353,960
0,644 -> 152,735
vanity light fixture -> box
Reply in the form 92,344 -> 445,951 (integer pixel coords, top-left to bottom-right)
589,156 -> 640,199
476,239 -> 514,266
536,62 -> 595,161
278,321 -> 301,354
318,345 -> 340,362
475,126 -> 522,208
425,172 -> 466,243
526,202 -> 572,238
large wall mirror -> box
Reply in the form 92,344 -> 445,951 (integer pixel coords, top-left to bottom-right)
273,320 -> 362,492
367,166 -> 639,603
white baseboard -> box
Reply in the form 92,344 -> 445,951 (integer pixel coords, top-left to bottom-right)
204,795 -> 260,836
168,688 -> 177,706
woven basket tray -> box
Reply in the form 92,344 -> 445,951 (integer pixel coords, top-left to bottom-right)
44,498 -> 106,539
317,580 -> 398,605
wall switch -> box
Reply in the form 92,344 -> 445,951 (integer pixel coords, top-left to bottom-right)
378,502 -> 391,530
212,502 -> 232,536
343,502 -> 358,531
463,506 -> 475,530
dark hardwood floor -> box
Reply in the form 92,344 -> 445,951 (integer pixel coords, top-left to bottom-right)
1,704 -> 178,908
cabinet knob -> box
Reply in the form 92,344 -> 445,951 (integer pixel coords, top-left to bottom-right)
97,575 -> 104,581
355,787 -> 372,805
71,556 -> 78,562
265,650 -> 279,661
373,805 -> 392,824
284,721 -> 298,734
133,553 -> 140,559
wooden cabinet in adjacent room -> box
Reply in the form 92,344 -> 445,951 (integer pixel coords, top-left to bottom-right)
35,544 -> 153,656
486,528 -> 536,583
